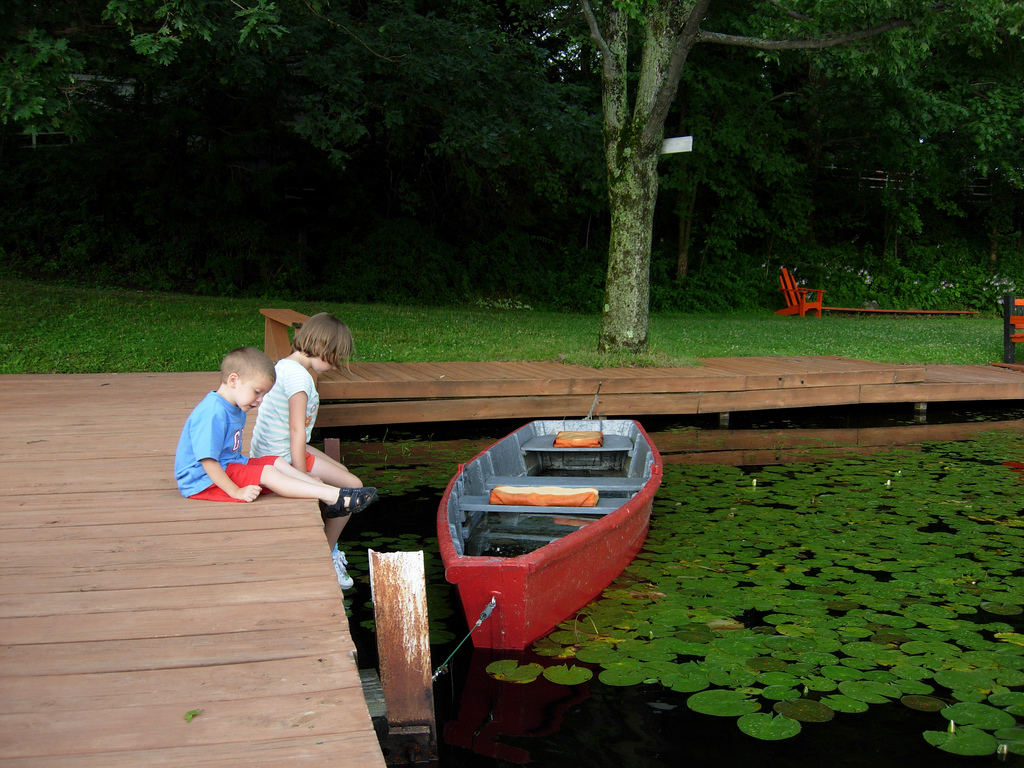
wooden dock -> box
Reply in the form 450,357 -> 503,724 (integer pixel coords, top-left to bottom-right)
2,356 -> 1023,765
312,356 -> 1024,426
0,373 -> 386,768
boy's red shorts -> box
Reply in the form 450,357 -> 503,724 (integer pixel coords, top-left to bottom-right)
189,453 -> 316,502
189,456 -> 279,502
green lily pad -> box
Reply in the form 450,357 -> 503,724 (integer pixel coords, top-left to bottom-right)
940,702 -> 1017,730
981,602 -> 1023,616
737,712 -> 802,740
687,689 -> 761,717
820,694 -> 870,713
773,698 -> 835,723
485,660 -> 544,683
760,685 -> 801,701
542,664 -> 593,685
923,725 -> 1000,756
988,691 -> 1024,715
598,665 -> 647,687
837,680 -> 900,703
901,695 -> 947,712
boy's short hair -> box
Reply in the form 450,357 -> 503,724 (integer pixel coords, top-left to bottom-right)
292,312 -> 353,367
220,347 -> 276,384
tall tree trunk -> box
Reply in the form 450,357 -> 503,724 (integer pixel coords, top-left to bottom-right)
598,146 -> 660,352
593,0 -> 702,352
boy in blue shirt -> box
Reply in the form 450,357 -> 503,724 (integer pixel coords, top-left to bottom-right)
175,348 -> 376,569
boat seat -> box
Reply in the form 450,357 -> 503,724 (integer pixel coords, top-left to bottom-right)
485,476 -> 647,492
457,495 -> 620,515
519,434 -> 634,454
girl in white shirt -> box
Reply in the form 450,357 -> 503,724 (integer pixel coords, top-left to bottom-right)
252,312 -> 375,589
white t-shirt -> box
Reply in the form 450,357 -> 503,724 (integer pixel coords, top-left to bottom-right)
250,358 -> 318,462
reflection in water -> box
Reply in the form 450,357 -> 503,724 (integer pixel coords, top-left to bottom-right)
332,404 -> 1024,768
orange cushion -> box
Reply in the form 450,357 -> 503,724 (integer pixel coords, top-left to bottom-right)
553,430 -> 604,448
488,485 -> 599,507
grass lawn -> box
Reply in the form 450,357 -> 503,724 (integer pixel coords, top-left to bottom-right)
0,278 -> 1005,374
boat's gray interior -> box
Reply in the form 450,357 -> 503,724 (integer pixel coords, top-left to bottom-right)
445,420 -> 656,557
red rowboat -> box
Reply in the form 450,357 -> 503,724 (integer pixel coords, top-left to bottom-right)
437,419 -> 662,650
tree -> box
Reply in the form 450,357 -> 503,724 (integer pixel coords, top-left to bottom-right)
579,0 -> 1023,352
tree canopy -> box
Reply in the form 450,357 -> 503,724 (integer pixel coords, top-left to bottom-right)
2,0 -> 1022,328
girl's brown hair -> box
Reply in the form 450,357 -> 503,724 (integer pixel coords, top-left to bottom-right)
292,312 -> 353,368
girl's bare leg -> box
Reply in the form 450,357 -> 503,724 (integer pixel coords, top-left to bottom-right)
324,513 -> 349,549
307,445 -> 362,487
273,457 -> 328,485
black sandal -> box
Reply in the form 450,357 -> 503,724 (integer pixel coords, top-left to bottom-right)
321,487 -> 378,518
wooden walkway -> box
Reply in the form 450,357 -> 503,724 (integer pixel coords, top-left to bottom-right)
312,356 -> 1024,426
2,356 -> 1024,765
0,373 -> 386,768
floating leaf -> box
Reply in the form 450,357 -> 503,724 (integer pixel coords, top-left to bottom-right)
542,664 -> 593,685
737,712 -> 802,740
820,694 -> 869,714
598,665 -> 647,687
486,660 -> 543,683
687,689 -> 761,717
981,602 -> 1023,616
940,702 -> 1017,730
901,695 -> 947,712
773,698 -> 835,723
923,725 -> 1000,756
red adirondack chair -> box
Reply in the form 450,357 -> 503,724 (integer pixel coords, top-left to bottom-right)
776,267 -> 825,317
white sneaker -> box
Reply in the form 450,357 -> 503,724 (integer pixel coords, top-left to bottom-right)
332,546 -> 354,590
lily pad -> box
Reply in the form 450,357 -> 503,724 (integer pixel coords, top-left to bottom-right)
542,664 -> 593,685
687,689 -> 761,717
940,702 -> 1017,730
598,665 -> 647,687
901,695 -> 947,712
923,725 -> 1000,756
737,712 -> 802,740
820,694 -> 870,714
981,602 -> 1023,616
773,698 -> 835,723
485,660 -> 544,683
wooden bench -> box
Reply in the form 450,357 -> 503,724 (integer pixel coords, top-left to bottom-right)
776,268 -> 977,317
776,267 -> 825,317
1004,294 -> 1024,363
261,308 -> 308,361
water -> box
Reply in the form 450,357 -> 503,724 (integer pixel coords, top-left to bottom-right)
324,405 -> 1024,767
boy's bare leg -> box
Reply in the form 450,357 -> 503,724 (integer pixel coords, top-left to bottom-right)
258,466 -> 340,504
307,445 -> 362,487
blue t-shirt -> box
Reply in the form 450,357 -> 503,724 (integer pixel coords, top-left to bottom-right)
175,391 -> 249,497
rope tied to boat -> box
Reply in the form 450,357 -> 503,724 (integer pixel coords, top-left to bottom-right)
431,597 -> 497,682
585,382 -> 602,420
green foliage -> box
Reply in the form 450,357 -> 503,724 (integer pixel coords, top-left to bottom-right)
0,25 -> 86,136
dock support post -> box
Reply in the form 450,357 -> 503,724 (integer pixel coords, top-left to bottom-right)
718,412 -> 730,428
369,550 -> 437,764
914,402 -> 927,423
324,436 -> 341,462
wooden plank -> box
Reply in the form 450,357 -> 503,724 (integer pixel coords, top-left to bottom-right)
0,626 -> 352,676
0,655 -> 360,714
0,690 -> 378,758
0,599 -> 345,645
